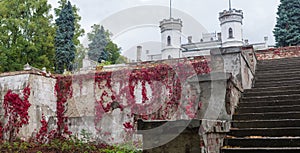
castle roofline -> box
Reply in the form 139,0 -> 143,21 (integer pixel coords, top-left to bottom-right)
159,17 -> 183,32
219,9 -> 243,18
159,18 -> 182,25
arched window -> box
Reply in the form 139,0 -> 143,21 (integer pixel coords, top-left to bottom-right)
229,28 -> 233,38
167,36 -> 171,46
168,55 -> 172,59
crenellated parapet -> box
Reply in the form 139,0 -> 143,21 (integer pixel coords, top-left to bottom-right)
159,18 -> 183,33
219,9 -> 243,25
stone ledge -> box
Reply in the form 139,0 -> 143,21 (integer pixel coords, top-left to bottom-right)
137,119 -> 230,134
188,72 -> 232,83
0,70 -> 54,78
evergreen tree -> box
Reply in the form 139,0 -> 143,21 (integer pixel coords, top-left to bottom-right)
0,0 -> 55,72
54,0 -> 85,46
55,1 -> 75,74
87,25 -> 108,62
87,24 -> 121,64
274,0 -> 300,47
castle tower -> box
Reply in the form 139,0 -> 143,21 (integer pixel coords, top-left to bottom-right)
219,5 -> 244,47
160,18 -> 183,59
159,0 -> 183,59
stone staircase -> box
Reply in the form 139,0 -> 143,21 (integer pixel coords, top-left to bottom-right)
222,57 -> 300,153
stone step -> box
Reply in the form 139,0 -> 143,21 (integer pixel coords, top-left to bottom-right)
223,57 -> 300,153
236,105 -> 300,114
257,64 -> 300,70
255,71 -> 300,80
257,59 -> 300,67
233,112 -> 300,120
241,94 -> 300,103
254,80 -> 300,88
222,147 -> 300,153
258,57 -> 300,64
243,89 -> 300,97
259,59 -> 300,64
255,76 -> 300,84
232,119 -> 300,128
229,127 -> 300,137
256,67 -> 300,74
246,85 -> 300,93
224,137 -> 300,148
256,62 -> 300,71
257,67 -> 300,73
239,99 -> 300,107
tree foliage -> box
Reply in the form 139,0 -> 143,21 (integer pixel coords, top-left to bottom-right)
73,44 -> 86,71
0,0 -> 55,72
87,24 -> 108,62
54,0 -> 84,46
106,41 -> 121,64
274,0 -> 300,47
55,1 -> 75,74
87,24 -> 121,64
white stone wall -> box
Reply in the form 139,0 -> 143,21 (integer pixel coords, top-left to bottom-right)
182,50 -> 210,57
161,30 -> 182,59
25,75 -> 57,138
221,22 -> 243,47
162,47 -> 182,59
0,74 -> 30,93
0,74 -> 57,139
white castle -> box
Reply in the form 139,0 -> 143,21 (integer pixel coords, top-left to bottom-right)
141,1 -> 268,62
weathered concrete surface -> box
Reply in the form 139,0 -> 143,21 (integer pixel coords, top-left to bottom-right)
224,47 -> 255,90
139,120 -> 202,153
211,47 -> 256,90
138,72 -> 241,153
0,73 -> 31,124
0,72 -> 57,139
137,46 -> 256,153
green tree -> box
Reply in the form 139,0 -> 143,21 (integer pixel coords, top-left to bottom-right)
55,1 -> 75,74
274,0 -> 300,47
73,44 -> 86,71
0,0 -> 55,72
106,41 -> 121,64
116,55 -> 130,64
87,25 -> 108,62
54,0 -> 84,46
87,24 -> 121,64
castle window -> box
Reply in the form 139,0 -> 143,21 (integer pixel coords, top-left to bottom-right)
167,36 -> 171,46
229,28 -> 233,38
168,55 -> 172,59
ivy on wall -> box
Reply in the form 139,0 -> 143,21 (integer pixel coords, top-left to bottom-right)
2,85 -> 31,142
54,75 -> 73,138
0,58 -> 210,143
93,58 -> 211,133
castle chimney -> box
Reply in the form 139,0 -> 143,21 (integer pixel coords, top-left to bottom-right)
245,39 -> 249,45
217,32 -> 222,41
137,46 -> 142,62
188,36 -> 193,43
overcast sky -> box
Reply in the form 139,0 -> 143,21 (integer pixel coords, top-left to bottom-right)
49,0 -> 280,57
